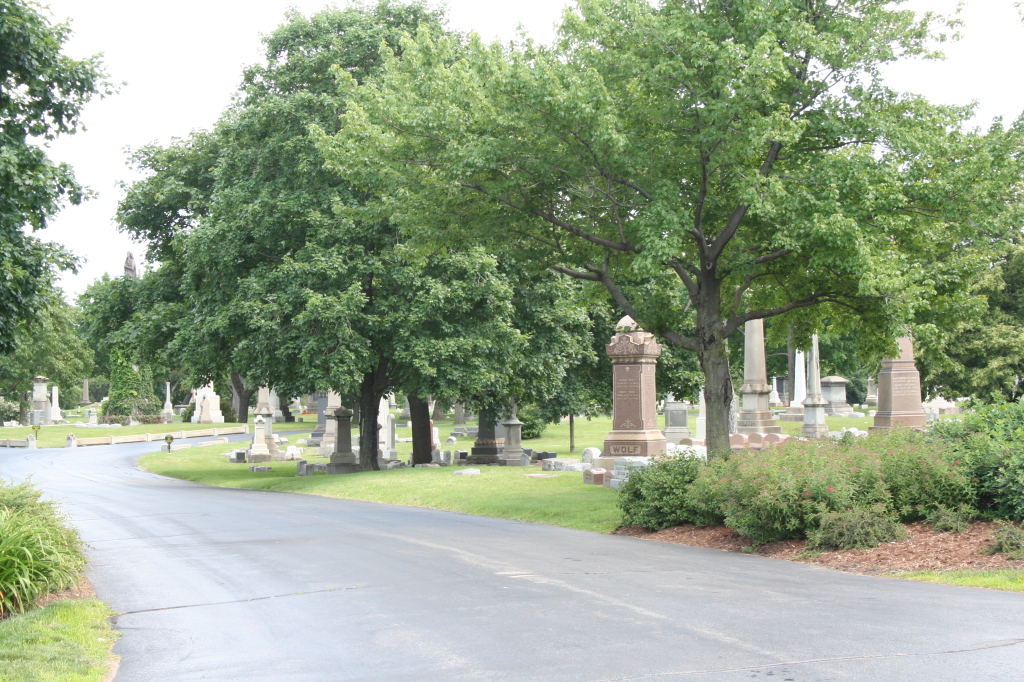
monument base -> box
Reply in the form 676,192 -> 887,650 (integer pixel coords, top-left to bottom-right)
326,462 -> 360,474
603,429 -> 666,458
499,456 -> 525,466
871,410 -> 927,430
736,410 -> 782,435
662,427 -> 693,444
779,406 -> 804,421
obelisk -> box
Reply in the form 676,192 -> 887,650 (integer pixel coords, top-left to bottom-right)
603,317 -> 666,457
780,349 -> 806,421
736,320 -> 781,435
801,334 -> 829,438
872,336 -> 927,429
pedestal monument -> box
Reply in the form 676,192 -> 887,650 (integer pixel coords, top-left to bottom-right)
801,334 -> 829,438
736,319 -> 782,435
872,336 -> 927,430
780,350 -> 806,421
603,317 -> 666,458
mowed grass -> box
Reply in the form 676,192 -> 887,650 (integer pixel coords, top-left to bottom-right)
139,442 -> 622,533
1,420 -> 311,449
0,598 -> 118,682
894,570 -> 1024,593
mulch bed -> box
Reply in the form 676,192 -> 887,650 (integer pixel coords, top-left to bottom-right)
616,521 -> 1024,575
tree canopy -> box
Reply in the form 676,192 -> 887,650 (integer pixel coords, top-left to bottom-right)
321,0 -> 1024,451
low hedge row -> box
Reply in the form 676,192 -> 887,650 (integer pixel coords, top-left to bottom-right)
619,402 -> 1024,548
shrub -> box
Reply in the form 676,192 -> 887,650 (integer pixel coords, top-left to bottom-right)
517,403 -> 548,440
876,428 -> 975,520
806,505 -> 907,551
684,439 -> 891,545
924,504 -> 972,533
0,480 -> 85,616
984,520 -> 1024,560
618,454 -> 708,530
181,402 -> 195,423
0,398 -> 19,423
930,402 -> 1024,519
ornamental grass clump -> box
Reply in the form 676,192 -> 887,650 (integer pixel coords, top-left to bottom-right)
0,480 -> 85,616
806,504 -> 907,551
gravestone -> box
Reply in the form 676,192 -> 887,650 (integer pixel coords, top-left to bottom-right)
316,392 -> 342,456
801,334 -> 829,438
737,320 -> 782,435
31,376 -> 48,425
872,336 -> 927,430
50,385 -> 61,423
661,393 -> 692,444
768,377 -> 783,408
162,382 -> 174,422
270,389 -> 283,420
248,415 -> 273,462
603,317 -> 666,458
326,407 -> 359,474
307,392 -> 328,446
193,383 -> 225,423
866,376 -> 878,407
80,378 -> 91,407
400,397 -> 411,420
468,412 -> 503,465
821,376 -> 856,416
780,350 -> 806,421
500,411 -> 524,466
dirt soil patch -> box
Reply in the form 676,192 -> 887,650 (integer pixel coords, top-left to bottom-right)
617,521 -> 1024,575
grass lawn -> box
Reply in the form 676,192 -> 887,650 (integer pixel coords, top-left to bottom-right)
893,569 -> 1024,592
0,598 -> 118,682
139,441 -> 622,533
1,420 -> 310,449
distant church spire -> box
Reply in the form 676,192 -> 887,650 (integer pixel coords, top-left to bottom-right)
124,252 -> 137,280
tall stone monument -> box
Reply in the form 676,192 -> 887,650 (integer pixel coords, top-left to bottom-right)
30,376 -> 48,426
780,350 -> 806,421
872,336 -> 927,430
326,406 -> 359,474
317,392 -> 342,456
307,392 -> 328,446
161,382 -> 174,422
801,334 -> 829,438
468,412 -> 504,464
603,317 -> 666,458
662,393 -> 692,444
501,409 -> 525,466
736,319 -> 782,435
866,376 -> 878,407
50,385 -> 62,423
80,378 -> 91,406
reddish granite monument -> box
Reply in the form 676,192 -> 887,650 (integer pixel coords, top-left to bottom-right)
872,336 -> 927,430
603,318 -> 666,458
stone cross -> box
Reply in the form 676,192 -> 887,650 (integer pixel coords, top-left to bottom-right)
603,317 -> 666,457
872,336 -> 927,430
801,334 -> 829,438
737,319 -> 781,435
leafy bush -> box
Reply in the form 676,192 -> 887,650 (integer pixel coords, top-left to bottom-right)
930,401 -> 1024,520
806,504 -> 907,551
924,504 -> 972,533
517,403 -> 548,440
0,398 -> 19,423
875,428 -> 975,520
684,438 -> 892,545
984,520 -> 1024,560
0,480 -> 85,616
618,454 -> 708,530
181,402 -> 195,423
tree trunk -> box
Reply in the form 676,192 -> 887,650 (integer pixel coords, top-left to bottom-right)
349,395 -> 360,424
358,373 -> 382,471
431,400 -> 445,421
569,413 -> 575,453
19,391 -> 29,426
281,401 -> 294,422
786,328 -> 795,407
229,371 -> 254,424
697,327 -> 734,457
409,393 -> 433,465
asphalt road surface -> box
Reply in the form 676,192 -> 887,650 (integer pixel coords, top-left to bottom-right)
2,441 -> 1022,681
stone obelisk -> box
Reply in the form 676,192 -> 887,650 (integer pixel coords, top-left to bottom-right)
780,349 -> 806,421
603,317 -> 666,457
801,334 -> 829,438
736,319 -> 781,435
872,336 -> 927,430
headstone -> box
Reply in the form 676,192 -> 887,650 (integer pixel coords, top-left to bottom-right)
80,378 -> 91,406
500,410 -> 524,466
454,468 -> 480,476
661,393 -> 692,444
780,349 -> 806,421
468,412 -> 504,465
729,433 -> 748,450
736,320 -> 781,435
583,468 -> 607,485
50,385 -> 61,423
316,392 -> 342,456
326,406 -> 359,474
445,435 -> 457,445
307,392 -> 328,446
400,397 -> 411,420
161,382 -> 174,422
872,336 -> 927,430
866,376 -> 878,407
603,317 -> 666,458
581,447 -> 601,464
193,383 -> 225,423
821,376 -> 856,416
768,378 -> 783,408
801,334 -> 829,438
249,465 -> 271,473
88,410 -> 97,425
270,389 -> 283,420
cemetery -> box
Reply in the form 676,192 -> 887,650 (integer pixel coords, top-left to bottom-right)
2,0 -> 1024,680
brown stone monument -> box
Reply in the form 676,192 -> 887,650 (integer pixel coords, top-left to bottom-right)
872,336 -> 927,430
603,318 -> 666,458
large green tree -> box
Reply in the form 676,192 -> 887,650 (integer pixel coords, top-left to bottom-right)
322,0 -> 1024,453
0,0 -> 107,353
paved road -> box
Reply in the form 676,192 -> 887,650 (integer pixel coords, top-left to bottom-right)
2,442 -> 1022,681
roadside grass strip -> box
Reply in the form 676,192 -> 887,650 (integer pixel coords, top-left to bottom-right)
893,569 -> 1024,592
0,598 -> 118,682
140,443 -> 621,533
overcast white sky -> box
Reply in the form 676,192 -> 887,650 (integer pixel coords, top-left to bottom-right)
36,0 -> 1024,299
